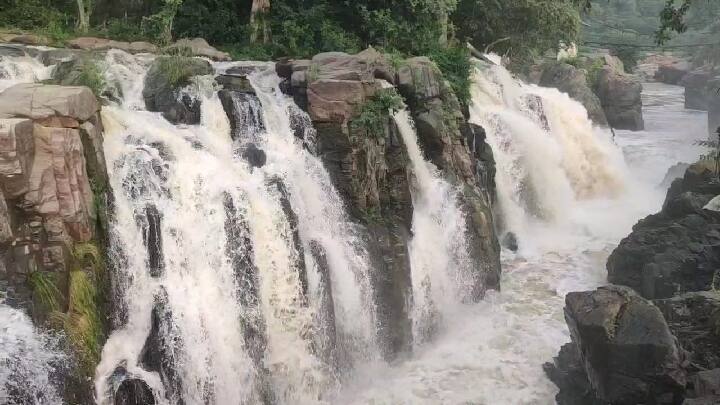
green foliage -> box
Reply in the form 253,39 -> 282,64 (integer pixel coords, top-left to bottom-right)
75,60 -> 106,98
156,55 -> 201,87
585,58 -> 605,88
427,45 -> 472,104
351,88 -> 405,137
142,0 -> 183,45
102,18 -> 146,42
0,0 -> 66,31
28,271 -> 62,313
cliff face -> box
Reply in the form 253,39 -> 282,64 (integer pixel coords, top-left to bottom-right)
0,81 -> 109,403
277,48 -> 501,358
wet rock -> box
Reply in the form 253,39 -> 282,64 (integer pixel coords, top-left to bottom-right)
141,290 -> 183,403
217,91 -> 265,140
607,162 -> 720,299
655,291 -> 720,371
596,66 -> 644,130
709,80 -> 720,137
215,74 -> 254,93
139,204 -> 163,277
502,232 -> 518,252
0,118 -> 34,198
167,38 -> 231,61
241,144 -> 266,168
308,240 -> 337,368
681,69 -> 717,111
661,163 -> 691,189
539,63 -> 609,127
142,57 -> 213,125
114,378 -> 156,405
0,44 -> 26,58
0,83 -> 99,121
544,343 -> 604,405
564,285 -> 686,404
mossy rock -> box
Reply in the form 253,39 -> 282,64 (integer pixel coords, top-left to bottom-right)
142,56 -> 213,124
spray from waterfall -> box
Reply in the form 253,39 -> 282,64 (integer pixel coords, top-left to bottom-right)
468,61 -> 626,252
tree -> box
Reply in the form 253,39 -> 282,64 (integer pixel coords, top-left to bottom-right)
250,0 -> 271,44
143,0 -> 184,44
76,0 -> 94,33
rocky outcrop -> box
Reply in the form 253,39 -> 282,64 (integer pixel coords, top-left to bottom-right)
68,37 -> 158,54
709,87 -> 720,137
596,65 -> 644,130
166,38 -> 231,61
607,162 -> 720,299
278,48 -> 500,358
142,56 -> 213,125
539,63 -> 609,127
680,69 -> 718,111
0,83 -> 109,401
655,59 -> 692,85
547,285 -> 686,405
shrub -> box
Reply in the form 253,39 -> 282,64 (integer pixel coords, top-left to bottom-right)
156,55 -> 208,87
428,45 -> 472,105
351,88 -> 405,137
75,60 -> 107,98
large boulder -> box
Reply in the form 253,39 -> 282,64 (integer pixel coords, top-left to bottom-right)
540,63 -> 609,127
564,285 -> 686,404
142,56 -> 213,125
0,83 -> 99,121
709,79 -> 720,137
680,69 -> 717,111
596,66 -> 644,130
607,162 -> 720,299
655,59 -> 692,85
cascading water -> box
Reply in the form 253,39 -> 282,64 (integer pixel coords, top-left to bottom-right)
390,108 -> 476,343
93,52 -> 378,404
0,52 -> 54,92
0,305 -> 67,405
469,61 -> 627,252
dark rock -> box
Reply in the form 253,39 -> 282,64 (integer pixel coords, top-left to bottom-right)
308,240 -> 337,368
596,66 -> 644,130
114,378 -> 156,405
655,292 -> 720,371
502,232 -> 518,252
215,74 -> 254,94
683,396 -> 720,405
564,285 -> 686,404
218,90 -> 265,141
607,163 -> 720,299
142,57 -> 213,125
709,78 -> 720,138
655,60 -> 691,85
543,343 -> 604,405
241,144 -> 266,168
0,44 -> 26,58
139,204 -> 163,278
141,290 -> 183,403
661,163 -> 692,189
539,63 -> 609,127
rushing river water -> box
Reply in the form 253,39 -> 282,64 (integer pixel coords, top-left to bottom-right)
333,81 -> 708,404
0,45 -> 710,404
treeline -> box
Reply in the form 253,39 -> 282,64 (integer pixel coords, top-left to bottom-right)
1,0 -> 590,61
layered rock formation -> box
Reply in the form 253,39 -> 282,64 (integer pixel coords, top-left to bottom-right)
0,82 -> 109,403
277,48 -> 500,358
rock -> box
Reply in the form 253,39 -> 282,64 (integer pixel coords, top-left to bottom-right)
683,396 -> 720,404
3,34 -> 49,46
681,69 -> 717,111
661,163 -> 691,189
0,118 -> 34,198
709,79 -> 720,137
564,285 -> 686,404
0,83 -> 99,121
114,378 -> 156,405
655,59 -> 692,85
142,57 -> 213,125
67,37 -> 158,54
167,38 -> 231,61
608,163 -> 720,299
539,63 -> 609,127
596,66 -> 644,130
655,292 -> 720,371
242,144 -> 266,168
0,44 -> 26,58
544,343 -> 604,405
502,232 -> 518,252
689,369 -> 720,398
215,74 -> 254,93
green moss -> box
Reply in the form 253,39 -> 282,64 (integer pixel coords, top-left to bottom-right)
351,88 -> 404,138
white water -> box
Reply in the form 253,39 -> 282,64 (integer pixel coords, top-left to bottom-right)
93,52 -> 377,404
332,67 -> 707,403
391,109 -> 476,343
0,305 -> 67,404
0,53 -> 53,92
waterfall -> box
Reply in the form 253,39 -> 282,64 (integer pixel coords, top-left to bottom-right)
391,109 -> 475,344
93,52 -> 378,404
0,53 -> 54,92
0,304 -> 67,404
468,62 -> 626,252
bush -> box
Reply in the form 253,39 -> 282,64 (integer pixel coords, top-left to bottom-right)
351,88 -> 405,137
0,0 -> 65,31
75,61 -> 107,98
103,18 -> 146,42
428,45 -> 472,105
